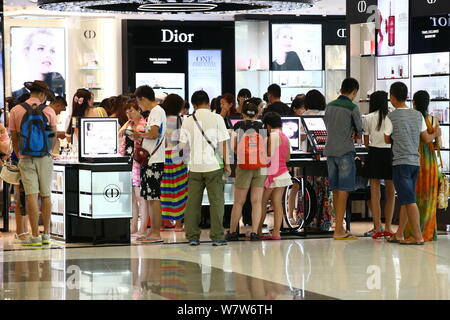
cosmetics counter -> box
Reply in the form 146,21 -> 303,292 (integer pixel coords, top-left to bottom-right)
50,118 -> 132,244
210,115 -> 368,234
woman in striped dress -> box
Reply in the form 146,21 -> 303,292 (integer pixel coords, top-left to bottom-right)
161,94 -> 188,231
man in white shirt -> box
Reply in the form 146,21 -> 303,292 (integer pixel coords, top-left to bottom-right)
180,91 -> 231,246
133,85 -> 167,243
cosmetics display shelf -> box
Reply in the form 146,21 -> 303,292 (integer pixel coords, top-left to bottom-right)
413,74 -> 450,78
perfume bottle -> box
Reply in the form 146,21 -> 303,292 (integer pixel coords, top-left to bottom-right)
388,1 -> 395,52
399,64 -> 403,78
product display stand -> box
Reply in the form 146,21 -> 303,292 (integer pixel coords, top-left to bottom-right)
51,161 -> 132,244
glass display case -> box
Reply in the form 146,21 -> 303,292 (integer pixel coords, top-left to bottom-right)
325,45 -> 346,102
235,20 -> 270,99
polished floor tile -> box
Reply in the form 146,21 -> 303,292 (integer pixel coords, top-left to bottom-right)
2,221 -> 450,300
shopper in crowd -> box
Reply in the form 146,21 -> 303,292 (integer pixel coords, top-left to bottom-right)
290,96 -> 307,116
132,85 -> 167,243
324,78 -> 363,240
181,101 -> 190,116
179,90 -> 231,246
226,99 -> 267,242
48,96 -> 68,154
385,83 -> 441,245
118,99 -> 148,237
403,90 -> 441,242
263,84 -> 290,116
237,88 -> 252,113
303,90 -> 326,115
9,80 -> 57,246
257,112 -> 292,240
6,95 -> 29,242
66,89 -> 107,141
109,95 -> 129,126
160,94 -> 188,232
362,91 -> 395,239
99,97 -> 113,115
220,93 -> 240,129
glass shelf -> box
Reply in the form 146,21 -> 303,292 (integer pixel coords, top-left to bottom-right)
80,66 -> 104,70
413,74 -> 450,78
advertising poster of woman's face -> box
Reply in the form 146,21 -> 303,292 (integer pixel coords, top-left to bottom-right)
10,27 -> 66,99
271,24 -> 322,71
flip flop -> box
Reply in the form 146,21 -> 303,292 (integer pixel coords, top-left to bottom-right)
386,235 -> 402,243
333,234 -> 357,240
138,237 -> 164,243
400,239 -> 425,246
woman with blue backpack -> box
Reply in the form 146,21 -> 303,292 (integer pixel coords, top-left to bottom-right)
226,99 -> 268,242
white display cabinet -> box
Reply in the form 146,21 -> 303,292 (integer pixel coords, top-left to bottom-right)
325,45 -> 347,103
235,20 -> 270,98
51,165 -> 66,240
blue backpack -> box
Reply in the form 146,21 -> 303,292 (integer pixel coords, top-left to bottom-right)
19,103 -> 54,157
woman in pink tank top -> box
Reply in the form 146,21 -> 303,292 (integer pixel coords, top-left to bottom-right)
258,112 -> 292,240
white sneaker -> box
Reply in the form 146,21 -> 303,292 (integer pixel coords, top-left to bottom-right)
41,234 -> 51,245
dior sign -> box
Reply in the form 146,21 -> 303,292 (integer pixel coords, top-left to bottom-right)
337,28 -> 347,38
161,29 -> 194,43
358,0 -> 367,13
430,14 -> 450,27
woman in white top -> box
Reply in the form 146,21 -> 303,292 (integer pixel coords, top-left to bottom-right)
362,91 -> 395,240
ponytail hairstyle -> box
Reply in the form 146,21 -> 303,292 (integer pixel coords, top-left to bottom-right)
242,98 -> 260,119
369,91 -> 389,131
72,88 -> 92,118
413,90 -> 430,119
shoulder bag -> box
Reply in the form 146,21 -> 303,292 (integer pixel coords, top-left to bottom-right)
437,145 -> 450,210
133,129 -> 165,166
0,160 -> 21,185
192,113 -> 224,169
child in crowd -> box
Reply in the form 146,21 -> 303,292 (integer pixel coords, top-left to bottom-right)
226,98 -> 267,242
257,112 -> 292,240
385,82 -> 441,245
362,91 -> 395,239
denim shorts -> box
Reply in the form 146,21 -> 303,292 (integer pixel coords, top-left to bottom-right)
327,152 -> 356,192
392,165 -> 419,205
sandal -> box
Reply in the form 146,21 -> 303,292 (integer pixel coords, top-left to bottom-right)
400,238 -> 424,246
386,235 -> 402,243
138,237 -> 164,243
334,234 -> 357,240
372,232 -> 384,240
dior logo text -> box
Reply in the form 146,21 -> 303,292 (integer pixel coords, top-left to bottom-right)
427,0 -> 437,4
84,30 -> 96,39
358,0 -> 367,13
337,28 -> 347,38
161,29 -> 194,43
430,14 -> 450,27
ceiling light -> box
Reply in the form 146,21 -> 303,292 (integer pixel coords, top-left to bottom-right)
37,0 -> 319,14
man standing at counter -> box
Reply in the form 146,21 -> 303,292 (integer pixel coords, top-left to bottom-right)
324,78 -> 363,241
179,90 -> 231,246
262,84 -> 290,116
133,85 -> 167,243
9,80 -> 57,246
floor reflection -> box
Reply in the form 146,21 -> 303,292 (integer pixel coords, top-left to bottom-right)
1,257 -> 335,300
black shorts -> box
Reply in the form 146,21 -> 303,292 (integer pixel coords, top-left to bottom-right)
363,147 -> 393,180
140,163 -> 164,201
